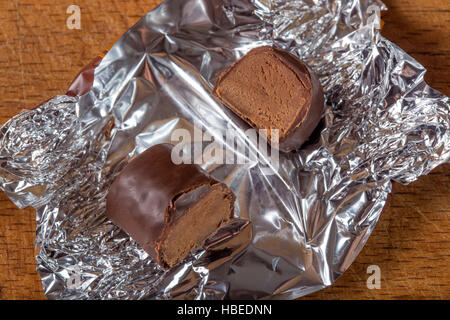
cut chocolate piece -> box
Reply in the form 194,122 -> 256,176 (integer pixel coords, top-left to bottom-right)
106,144 -> 235,269
214,46 -> 324,152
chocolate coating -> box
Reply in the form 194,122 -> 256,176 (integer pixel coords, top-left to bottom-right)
214,46 -> 325,153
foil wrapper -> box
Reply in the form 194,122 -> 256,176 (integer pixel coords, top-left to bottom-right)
0,0 -> 449,299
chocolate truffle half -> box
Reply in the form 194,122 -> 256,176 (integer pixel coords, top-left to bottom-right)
214,46 -> 324,152
106,144 -> 235,269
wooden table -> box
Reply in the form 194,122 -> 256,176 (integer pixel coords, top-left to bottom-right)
0,0 -> 448,300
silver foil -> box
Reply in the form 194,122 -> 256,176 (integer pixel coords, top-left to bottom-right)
0,0 -> 449,300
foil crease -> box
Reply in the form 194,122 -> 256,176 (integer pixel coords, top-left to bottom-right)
0,0 -> 449,299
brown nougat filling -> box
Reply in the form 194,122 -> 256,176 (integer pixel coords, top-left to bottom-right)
158,184 -> 234,268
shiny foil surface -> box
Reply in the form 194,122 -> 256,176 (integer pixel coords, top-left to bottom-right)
0,0 -> 449,299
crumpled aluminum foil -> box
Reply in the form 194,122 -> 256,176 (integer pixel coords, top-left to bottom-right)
0,0 -> 449,300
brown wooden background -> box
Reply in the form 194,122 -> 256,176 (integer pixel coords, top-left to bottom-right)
0,0 -> 448,300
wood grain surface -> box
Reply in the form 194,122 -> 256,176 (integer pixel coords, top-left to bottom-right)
0,0 -> 448,300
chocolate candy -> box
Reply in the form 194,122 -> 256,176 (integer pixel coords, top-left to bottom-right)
106,144 -> 236,269
214,46 -> 325,152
